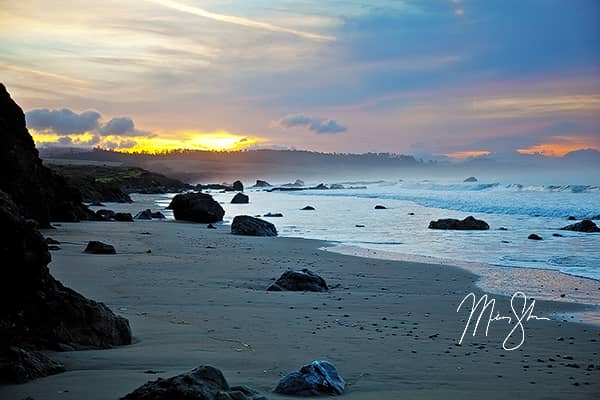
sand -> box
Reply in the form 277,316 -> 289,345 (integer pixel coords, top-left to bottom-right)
1,220 -> 599,399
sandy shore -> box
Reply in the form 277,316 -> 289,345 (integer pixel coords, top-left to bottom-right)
1,220 -> 599,399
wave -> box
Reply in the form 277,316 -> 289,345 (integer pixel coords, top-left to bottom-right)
392,182 -> 600,193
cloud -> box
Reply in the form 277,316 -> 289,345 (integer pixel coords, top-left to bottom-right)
25,108 -> 101,135
99,117 -> 148,136
276,114 -> 346,134
146,0 -> 335,42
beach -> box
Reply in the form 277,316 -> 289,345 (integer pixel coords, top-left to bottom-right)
2,219 -> 599,399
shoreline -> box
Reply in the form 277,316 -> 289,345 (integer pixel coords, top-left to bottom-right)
1,220 -> 599,399
323,244 -> 600,325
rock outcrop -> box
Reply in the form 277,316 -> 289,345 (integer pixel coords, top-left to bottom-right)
252,180 -> 271,188
120,365 -> 266,400
0,346 -> 65,384
560,220 -> 600,233
232,180 -> 244,192
84,241 -> 117,254
301,206 -> 315,210
134,209 -> 153,220
168,192 -> 225,223
151,211 -> 165,219
231,215 -> 277,236
0,191 -> 131,383
231,193 -> 249,204
114,212 -> 134,222
264,212 -> 283,217
528,234 -> 543,240
274,360 -> 345,396
428,216 -> 489,230
0,83 -> 92,227
267,269 -> 328,292
464,176 -> 478,182
374,205 -> 387,209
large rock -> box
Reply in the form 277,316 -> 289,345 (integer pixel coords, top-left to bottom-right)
560,220 -> 600,233
267,269 -> 328,292
120,365 -> 266,400
134,209 -> 153,220
168,192 -> 225,223
464,176 -> 478,182
151,211 -> 165,219
232,180 -> 244,192
0,191 -> 131,381
274,360 -> 345,396
0,84 -> 92,227
96,209 -> 116,221
231,193 -> 249,204
0,347 -> 65,384
85,241 -> 117,254
114,212 -> 134,222
252,180 -> 271,188
231,215 -> 277,236
428,216 -> 489,230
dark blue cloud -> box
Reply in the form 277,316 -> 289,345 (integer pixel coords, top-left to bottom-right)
26,108 -> 100,134
277,114 -> 346,133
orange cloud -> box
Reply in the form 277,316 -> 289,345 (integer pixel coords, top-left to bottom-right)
446,150 -> 490,160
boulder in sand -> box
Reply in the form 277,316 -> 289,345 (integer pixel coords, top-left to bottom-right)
264,212 -> 283,217
301,206 -> 315,210
464,176 -> 478,182
134,209 -> 152,220
560,219 -> 600,233
84,241 -> 116,254
232,180 -> 244,192
168,192 -> 225,223
120,365 -> 266,400
231,193 -> 249,204
428,216 -> 489,230
374,205 -> 387,209
114,212 -> 134,222
268,268 -> 328,292
274,360 -> 345,396
231,215 -> 277,236
528,233 -> 543,240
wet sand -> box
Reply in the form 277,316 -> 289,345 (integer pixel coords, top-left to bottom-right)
1,220 -> 599,399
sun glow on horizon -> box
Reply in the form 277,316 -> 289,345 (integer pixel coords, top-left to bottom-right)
445,150 -> 491,160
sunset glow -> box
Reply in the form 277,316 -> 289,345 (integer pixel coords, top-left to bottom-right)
445,150 -> 491,160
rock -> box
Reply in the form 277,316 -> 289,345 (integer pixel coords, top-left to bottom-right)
0,347 -> 65,384
134,209 -> 153,220
560,220 -> 600,233
0,84 -> 94,227
498,227 -> 508,231
84,241 -> 116,254
232,180 -> 244,192
45,237 -> 60,245
231,193 -> 249,204
428,216 -> 489,230
264,212 -> 283,217
120,365 -> 266,400
313,183 -> 328,190
301,206 -> 315,210
48,245 -> 60,251
114,212 -> 134,222
464,176 -> 478,182
528,234 -> 543,240
567,216 -> 577,221
355,224 -> 365,228
96,209 -> 116,221
90,202 -> 105,207
274,360 -> 345,396
267,269 -> 328,292
0,191 -> 131,373
207,224 -> 217,229
374,205 -> 387,209
330,184 -> 345,189
231,215 -> 277,236
590,214 -> 600,220
168,192 -> 225,223
252,180 -> 271,188
553,233 -> 564,237
408,212 -> 415,215
151,211 -> 165,219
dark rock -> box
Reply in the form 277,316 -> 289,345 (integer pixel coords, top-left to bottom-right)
114,213 -> 134,222
232,180 -> 244,192
96,209 -> 116,221
330,184 -> 345,189
151,211 -> 165,219
374,205 -> 387,209
84,241 -> 116,254
313,183 -> 328,190
498,227 -> 508,231
528,234 -> 543,240
45,237 -> 60,245
120,365 -> 266,400
0,84 -> 92,227
464,176 -> 478,182
408,212 -> 415,215
231,215 -> 277,236
274,360 -> 345,396
567,216 -> 577,221
0,191 -> 131,373
553,233 -> 564,237
560,220 -> 600,233
48,245 -> 61,251
168,192 -> 225,223
428,216 -> 489,230
207,224 -> 217,229
231,193 -> 249,204
264,212 -> 283,217
0,347 -> 65,384
90,202 -> 105,207
252,180 -> 271,188
134,209 -> 153,220
355,224 -> 365,228
267,269 -> 328,292
590,214 -> 600,220
301,206 -> 315,210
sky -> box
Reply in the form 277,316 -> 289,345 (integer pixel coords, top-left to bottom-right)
1,0 -> 599,158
